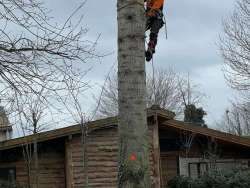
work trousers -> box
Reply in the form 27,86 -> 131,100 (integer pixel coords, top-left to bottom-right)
145,11 -> 164,45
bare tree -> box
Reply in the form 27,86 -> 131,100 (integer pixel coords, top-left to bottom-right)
9,67 -> 93,188
147,69 -> 187,115
96,68 -> 205,119
220,0 -> 250,136
117,0 -> 150,187
219,101 -> 250,136
0,4 -> 99,179
0,0 -> 101,113
57,78 -> 91,187
220,0 -> 250,90
18,91 -> 52,134
178,74 -> 205,109
13,87 -> 57,188
95,71 -> 118,118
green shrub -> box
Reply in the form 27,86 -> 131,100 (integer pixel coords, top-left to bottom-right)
168,169 -> 250,188
0,180 -> 27,188
167,176 -> 196,188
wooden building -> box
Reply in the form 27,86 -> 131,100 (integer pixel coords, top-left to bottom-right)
0,106 -> 250,188
0,106 -> 12,142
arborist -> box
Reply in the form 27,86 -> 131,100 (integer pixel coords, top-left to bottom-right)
144,0 -> 165,62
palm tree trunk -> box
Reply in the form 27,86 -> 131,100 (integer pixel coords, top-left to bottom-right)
117,0 -> 151,187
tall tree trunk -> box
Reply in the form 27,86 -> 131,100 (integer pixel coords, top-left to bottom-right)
117,0 -> 151,187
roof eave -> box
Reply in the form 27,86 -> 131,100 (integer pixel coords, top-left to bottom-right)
161,119 -> 250,148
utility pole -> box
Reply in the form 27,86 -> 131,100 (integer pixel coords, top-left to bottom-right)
117,0 -> 151,187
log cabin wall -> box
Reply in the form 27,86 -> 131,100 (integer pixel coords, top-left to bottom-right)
0,121 -> 157,188
0,139 -> 65,188
159,127 -> 179,187
65,127 -> 118,188
33,141 -> 65,188
65,123 -> 156,188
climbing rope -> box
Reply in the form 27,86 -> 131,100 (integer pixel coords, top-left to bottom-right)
145,37 -> 156,104
151,56 -> 157,104
150,12 -> 168,104
163,12 -> 168,40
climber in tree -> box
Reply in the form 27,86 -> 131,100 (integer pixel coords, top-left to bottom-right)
145,0 -> 165,62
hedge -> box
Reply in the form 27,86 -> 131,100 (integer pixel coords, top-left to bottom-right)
168,168 -> 250,188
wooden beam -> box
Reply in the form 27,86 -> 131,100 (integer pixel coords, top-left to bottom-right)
65,136 -> 73,188
152,113 -> 161,188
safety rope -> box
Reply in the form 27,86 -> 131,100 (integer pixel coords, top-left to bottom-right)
117,1 -> 145,11
151,56 -> 156,104
145,38 -> 156,104
163,12 -> 168,40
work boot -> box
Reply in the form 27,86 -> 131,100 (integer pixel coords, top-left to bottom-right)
145,50 -> 153,62
145,40 -> 155,62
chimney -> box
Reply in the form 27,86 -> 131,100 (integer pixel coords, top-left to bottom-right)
0,106 -> 12,141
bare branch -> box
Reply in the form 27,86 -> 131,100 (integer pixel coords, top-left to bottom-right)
220,0 -> 250,90
95,67 -> 205,119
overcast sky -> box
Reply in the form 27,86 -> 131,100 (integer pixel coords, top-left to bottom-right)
43,0 -> 238,128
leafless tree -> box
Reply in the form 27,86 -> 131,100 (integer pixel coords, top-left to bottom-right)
178,74 -> 205,109
220,0 -> 250,90
9,67 -> 93,188
55,76 -> 93,187
12,86 -> 58,188
96,68 -> 205,119
147,69 -> 187,115
0,1 -> 101,185
17,91 -> 52,134
219,101 -> 250,136
95,71 -> 118,118
0,0 -> 101,114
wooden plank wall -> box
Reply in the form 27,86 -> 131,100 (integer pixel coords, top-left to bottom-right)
66,125 -> 156,188
0,123 -> 157,188
35,151 -> 65,188
160,153 -> 178,187
66,128 -> 118,188
0,142 -> 65,188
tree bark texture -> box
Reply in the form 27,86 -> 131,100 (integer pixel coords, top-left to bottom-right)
117,0 -> 151,187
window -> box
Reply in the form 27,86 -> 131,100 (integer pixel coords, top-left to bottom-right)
0,168 -> 16,183
188,162 -> 208,178
179,157 -> 249,179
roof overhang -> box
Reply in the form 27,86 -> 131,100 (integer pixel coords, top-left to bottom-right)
2,105 -> 249,151
161,119 -> 250,148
